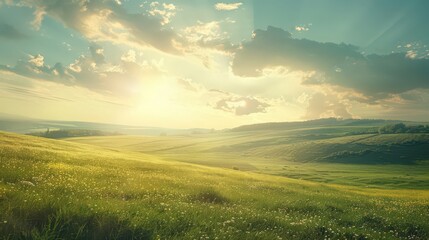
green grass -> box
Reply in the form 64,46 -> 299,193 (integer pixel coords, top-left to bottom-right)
1,131 -> 429,239
68,128 -> 429,189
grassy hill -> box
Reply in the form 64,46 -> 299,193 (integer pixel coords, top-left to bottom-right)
27,129 -> 122,139
68,126 -> 429,189
230,118 -> 404,132
0,114 -> 212,136
1,131 -> 429,239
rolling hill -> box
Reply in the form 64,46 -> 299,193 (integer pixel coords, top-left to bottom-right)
0,114 -> 211,136
68,122 -> 429,189
1,131 -> 429,239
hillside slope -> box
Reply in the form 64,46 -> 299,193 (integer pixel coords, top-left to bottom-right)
230,118 -> 405,132
1,131 -> 429,239
69,130 -> 429,189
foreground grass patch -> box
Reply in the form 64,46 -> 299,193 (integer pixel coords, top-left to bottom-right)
1,132 -> 429,239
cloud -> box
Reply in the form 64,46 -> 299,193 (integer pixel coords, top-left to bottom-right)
16,0 -> 182,54
121,49 -> 136,63
232,26 -> 429,100
176,78 -> 271,116
405,50 -> 417,59
294,24 -> 311,32
177,78 -> 201,92
295,26 -> 308,32
31,7 -> 46,30
0,47 -> 163,95
9,0 -> 237,63
182,20 -> 236,54
215,2 -> 242,11
232,26 -> 362,76
66,51 -> 162,94
184,21 -> 224,43
28,54 -> 45,67
214,96 -> 269,115
0,54 -> 74,86
147,2 -> 176,25
89,43 -> 105,64
0,22 -> 27,39
304,92 -> 352,119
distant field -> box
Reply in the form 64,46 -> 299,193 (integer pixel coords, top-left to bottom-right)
68,126 -> 429,189
1,131 -> 429,239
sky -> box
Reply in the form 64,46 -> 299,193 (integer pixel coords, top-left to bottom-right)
0,0 -> 428,129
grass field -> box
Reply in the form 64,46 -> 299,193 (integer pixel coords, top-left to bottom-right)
1,128 -> 429,239
68,126 -> 429,189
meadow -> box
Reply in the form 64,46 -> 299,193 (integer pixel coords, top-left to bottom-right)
1,122 -> 429,239
69,125 -> 429,189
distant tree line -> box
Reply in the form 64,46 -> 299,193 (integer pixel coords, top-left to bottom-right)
378,123 -> 429,134
27,129 -> 122,139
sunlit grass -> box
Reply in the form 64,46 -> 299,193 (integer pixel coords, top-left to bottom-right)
1,131 -> 429,239
69,130 -> 429,189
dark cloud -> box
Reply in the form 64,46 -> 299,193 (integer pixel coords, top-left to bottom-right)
214,96 -> 269,115
232,26 -> 362,77
232,26 -> 429,100
0,22 -> 27,39
324,53 -> 429,98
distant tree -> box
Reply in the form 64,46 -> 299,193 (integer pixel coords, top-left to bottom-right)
27,129 -> 121,139
378,123 -> 429,134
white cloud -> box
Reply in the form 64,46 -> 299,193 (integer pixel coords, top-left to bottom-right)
215,2 -> 242,11
28,54 -> 44,67
303,92 -> 352,119
406,50 -> 417,59
181,20 -> 237,56
177,78 -> 203,92
121,50 -> 136,63
31,7 -> 45,30
17,0 -> 182,54
0,46 -> 164,96
295,26 -> 309,32
294,23 -> 311,32
176,78 -> 271,116
147,2 -> 177,25
214,96 -> 269,115
184,21 -> 224,43
163,3 -> 176,11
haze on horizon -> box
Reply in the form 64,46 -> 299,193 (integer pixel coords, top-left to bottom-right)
1,0 -> 429,129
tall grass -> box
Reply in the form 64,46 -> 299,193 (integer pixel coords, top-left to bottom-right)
1,132 -> 429,239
